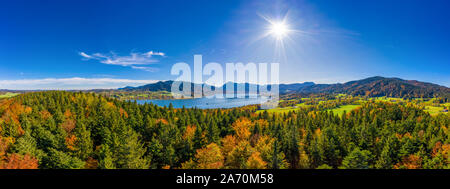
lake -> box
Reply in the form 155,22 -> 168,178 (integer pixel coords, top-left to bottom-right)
135,96 -> 269,109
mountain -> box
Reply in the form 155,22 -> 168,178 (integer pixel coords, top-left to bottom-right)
292,76 -> 450,98
278,82 -> 315,93
120,80 -> 316,93
119,76 -> 450,98
119,80 -> 175,92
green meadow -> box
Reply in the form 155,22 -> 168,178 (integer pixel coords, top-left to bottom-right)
256,102 -> 310,114
0,92 -> 19,99
424,106 -> 448,116
329,104 -> 361,116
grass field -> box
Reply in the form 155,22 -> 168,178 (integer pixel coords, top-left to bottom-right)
256,102 -> 310,114
259,94 -> 449,116
329,104 -> 361,116
257,104 -> 361,115
424,106 -> 448,116
256,107 -> 298,114
0,92 -> 19,98
371,97 -> 404,102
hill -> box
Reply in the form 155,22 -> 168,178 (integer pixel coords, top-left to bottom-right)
119,80 -> 175,92
293,76 -> 450,98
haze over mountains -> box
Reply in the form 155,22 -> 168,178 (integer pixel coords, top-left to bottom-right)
119,76 -> 450,98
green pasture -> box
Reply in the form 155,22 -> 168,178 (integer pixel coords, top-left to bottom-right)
0,92 -> 19,99
329,104 -> 361,116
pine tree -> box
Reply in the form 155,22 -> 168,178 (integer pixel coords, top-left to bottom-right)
340,147 -> 372,169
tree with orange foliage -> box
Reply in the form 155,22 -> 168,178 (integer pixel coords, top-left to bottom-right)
246,152 -> 267,169
232,118 -> 252,141
394,154 -> 422,169
0,136 -> 14,157
65,134 -> 77,151
0,154 -> 38,169
221,135 -> 237,158
183,125 -> 197,141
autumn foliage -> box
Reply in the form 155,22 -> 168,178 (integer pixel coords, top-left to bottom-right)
0,154 -> 38,169
194,143 -> 224,169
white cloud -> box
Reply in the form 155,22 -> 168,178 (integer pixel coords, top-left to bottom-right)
0,77 -> 160,90
80,50 -> 165,71
131,66 -> 159,72
79,52 -> 92,59
145,51 -> 165,57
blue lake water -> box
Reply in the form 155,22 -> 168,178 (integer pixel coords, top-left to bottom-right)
135,97 -> 269,109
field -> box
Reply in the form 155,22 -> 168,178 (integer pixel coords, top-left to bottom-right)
256,106 -> 298,114
0,92 -> 19,98
372,97 -> 404,102
424,106 -> 448,116
257,94 -> 449,117
329,104 -> 361,116
256,102 -> 310,114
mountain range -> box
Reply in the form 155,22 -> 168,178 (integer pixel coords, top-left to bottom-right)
119,76 -> 450,98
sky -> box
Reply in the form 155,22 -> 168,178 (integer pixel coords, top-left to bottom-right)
0,0 -> 449,90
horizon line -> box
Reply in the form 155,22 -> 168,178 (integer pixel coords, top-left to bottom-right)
0,75 -> 449,91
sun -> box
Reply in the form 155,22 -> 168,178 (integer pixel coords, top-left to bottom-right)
269,22 -> 289,39
257,13 -> 298,61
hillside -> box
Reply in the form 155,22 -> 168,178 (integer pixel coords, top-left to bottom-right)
295,76 -> 450,98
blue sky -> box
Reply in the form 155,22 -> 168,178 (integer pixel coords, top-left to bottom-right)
0,0 -> 449,89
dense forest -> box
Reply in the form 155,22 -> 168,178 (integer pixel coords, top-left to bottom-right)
0,91 -> 449,169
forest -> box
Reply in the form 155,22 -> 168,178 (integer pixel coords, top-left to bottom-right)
0,91 -> 449,169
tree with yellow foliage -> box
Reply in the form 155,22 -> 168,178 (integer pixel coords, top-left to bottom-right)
232,118 -> 252,141
182,143 -> 224,169
246,152 -> 267,169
